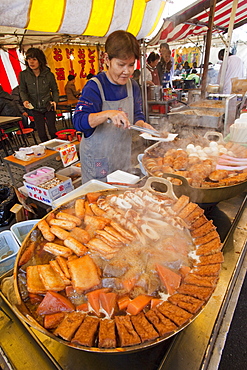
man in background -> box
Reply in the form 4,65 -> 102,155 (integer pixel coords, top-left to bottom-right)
65,74 -> 81,100
217,49 -> 244,94
157,43 -> 174,88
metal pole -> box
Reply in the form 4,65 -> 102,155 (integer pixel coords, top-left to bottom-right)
218,0 -> 239,93
140,42 -> 148,120
201,0 -> 217,99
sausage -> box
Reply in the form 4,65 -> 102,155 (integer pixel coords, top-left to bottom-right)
37,219 -> 55,241
50,225 -> 70,240
75,198 -> 85,219
48,219 -> 77,230
64,236 -> 88,256
56,212 -> 82,226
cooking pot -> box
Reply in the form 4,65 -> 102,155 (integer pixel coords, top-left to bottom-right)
150,85 -> 163,101
141,132 -> 247,204
8,178 -> 222,353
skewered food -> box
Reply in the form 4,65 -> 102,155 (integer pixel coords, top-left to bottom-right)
143,137 -> 247,188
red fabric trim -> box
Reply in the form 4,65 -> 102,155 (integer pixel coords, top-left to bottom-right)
8,49 -> 22,83
0,56 -> 12,93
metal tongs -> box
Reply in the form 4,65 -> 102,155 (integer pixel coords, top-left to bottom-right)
129,125 -> 160,137
106,118 -> 160,137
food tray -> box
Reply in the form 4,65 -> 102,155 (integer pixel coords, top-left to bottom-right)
40,139 -> 70,150
23,167 -> 55,186
0,230 -> 19,275
10,219 -> 40,245
51,179 -> 115,208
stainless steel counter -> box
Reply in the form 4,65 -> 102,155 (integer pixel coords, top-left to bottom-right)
1,193 -> 247,370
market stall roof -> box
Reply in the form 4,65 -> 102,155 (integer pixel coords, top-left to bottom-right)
0,0 -> 166,48
152,0 -> 247,44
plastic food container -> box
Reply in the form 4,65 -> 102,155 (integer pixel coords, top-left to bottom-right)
0,230 -> 20,275
23,167 -> 55,186
10,219 -> 40,245
55,129 -> 76,141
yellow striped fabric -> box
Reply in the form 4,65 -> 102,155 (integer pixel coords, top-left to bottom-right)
83,0 -> 115,37
146,1 -> 166,37
27,0 -> 66,32
127,0 -> 147,36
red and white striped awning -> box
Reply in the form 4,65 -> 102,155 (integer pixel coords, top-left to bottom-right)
159,0 -> 247,43
0,48 -> 25,93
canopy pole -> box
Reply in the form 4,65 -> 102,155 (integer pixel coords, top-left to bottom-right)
140,42 -> 148,120
200,0 -> 217,99
218,0 -> 239,94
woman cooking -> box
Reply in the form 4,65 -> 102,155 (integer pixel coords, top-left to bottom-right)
73,30 -> 154,183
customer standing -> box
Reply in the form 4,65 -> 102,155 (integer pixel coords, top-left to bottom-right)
217,49 -> 244,94
157,43 -> 174,88
19,48 -> 59,142
73,30 -> 154,183
65,74 -> 81,100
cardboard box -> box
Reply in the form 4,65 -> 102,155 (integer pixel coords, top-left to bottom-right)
56,167 -> 82,188
24,174 -> 74,206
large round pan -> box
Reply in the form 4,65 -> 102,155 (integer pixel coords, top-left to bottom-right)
142,132 -> 247,204
9,178 -> 223,353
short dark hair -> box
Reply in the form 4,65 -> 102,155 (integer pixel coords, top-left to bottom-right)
25,48 -> 47,70
68,74 -> 75,81
160,43 -> 170,50
147,52 -> 160,64
191,69 -> 197,74
105,30 -> 140,60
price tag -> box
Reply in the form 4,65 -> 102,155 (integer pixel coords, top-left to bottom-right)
57,143 -> 78,167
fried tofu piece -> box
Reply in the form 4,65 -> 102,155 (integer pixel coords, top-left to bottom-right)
54,312 -> 85,341
44,242 -> 73,258
110,221 -> 134,241
49,260 -> 71,285
178,202 -> 198,219
104,226 -> 129,243
90,203 -> 106,216
71,316 -> 99,347
26,265 -> 47,294
48,218 -> 77,230
168,293 -> 204,314
56,256 -> 71,279
44,312 -> 66,329
157,301 -> 192,327
191,220 -> 216,239
194,230 -> 220,247
130,312 -> 159,343
196,238 -> 222,256
172,195 -> 190,214
177,283 -> 214,301
37,264 -> 66,292
74,198 -> 85,219
69,227 -> 90,244
98,319 -> 116,348
145,308 -> 177,336
194,263 -> 221,276
56,212 -> 82,227
67,255 -> 101,292
49,226 -> 70,240
183,273 -> 218,288
87,237 -> 118,257
183,206 -> 204,225
197,252 -> 224,265
37,219 -> 55,242
64,236 -> 88,256
115,315 -> 141,347
189,214 -> 208,230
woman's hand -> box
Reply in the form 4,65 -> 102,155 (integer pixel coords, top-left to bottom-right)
89,110 -> 130,129
107,110 -> 130,129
